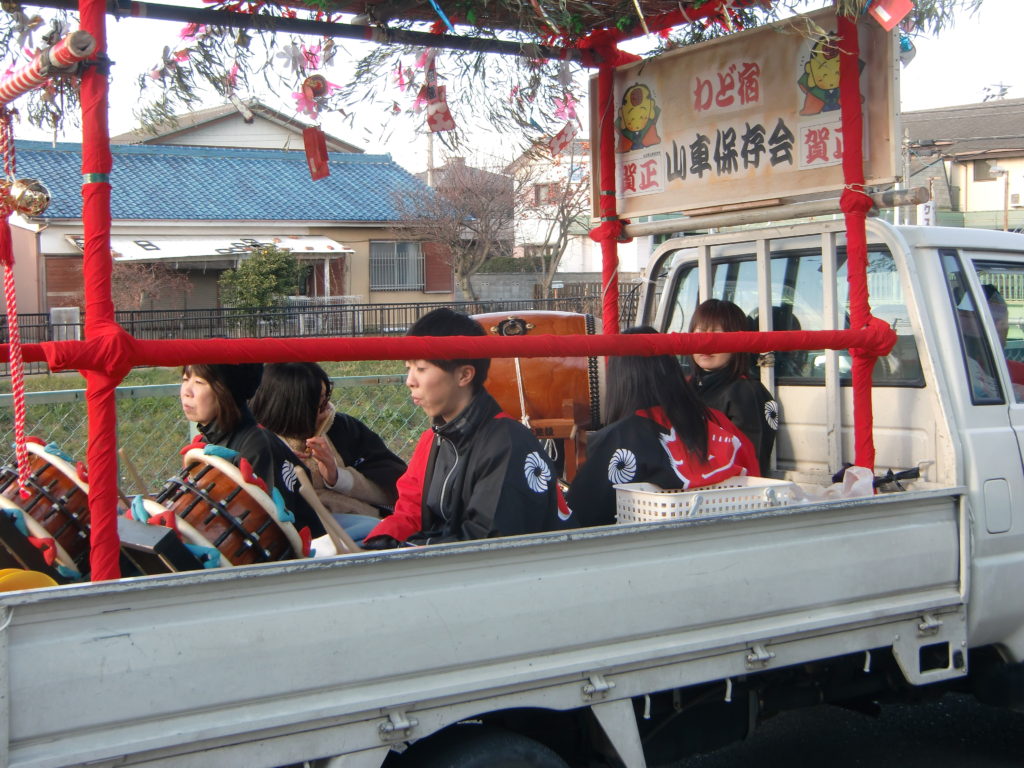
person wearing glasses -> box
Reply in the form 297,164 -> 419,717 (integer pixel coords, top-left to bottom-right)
249,362 -> 407,544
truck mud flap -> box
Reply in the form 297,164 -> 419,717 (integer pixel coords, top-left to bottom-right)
590,698 -> 647,768
890,610 -> 968,686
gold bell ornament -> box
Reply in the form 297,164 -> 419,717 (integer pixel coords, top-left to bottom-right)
0,178 -> 50,217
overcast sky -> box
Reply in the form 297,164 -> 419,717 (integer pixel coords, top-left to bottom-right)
899,0 -> 1020,111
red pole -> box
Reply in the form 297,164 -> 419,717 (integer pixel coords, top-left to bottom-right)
79,0 -> 122,579
837,11 -> 878,471
596,62 -> 620,334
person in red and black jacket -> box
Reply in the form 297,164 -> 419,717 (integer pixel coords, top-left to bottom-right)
567,326 -> 759,528
361,309 -> 573,549
689,299 -> 779,473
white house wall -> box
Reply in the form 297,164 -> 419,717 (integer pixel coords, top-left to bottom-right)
153,120 -> 306,150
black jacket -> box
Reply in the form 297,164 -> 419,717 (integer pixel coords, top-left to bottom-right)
371,390 -> 572,544
692,369 -> 778,472
199,408 -> 325,538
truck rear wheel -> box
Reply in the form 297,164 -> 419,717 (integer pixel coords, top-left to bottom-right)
398,724 -> 570,767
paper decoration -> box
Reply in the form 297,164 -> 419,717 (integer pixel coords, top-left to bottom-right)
426,85 -> 456,132
553,93 -> 577,122
302,126 -> 330,180
868,0 -> 914,31
549,122 -> 577,156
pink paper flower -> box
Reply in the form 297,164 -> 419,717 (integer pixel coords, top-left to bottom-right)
553,93 -> 577,121
293,90 -> 318,119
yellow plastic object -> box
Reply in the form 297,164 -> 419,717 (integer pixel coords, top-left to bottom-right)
0,568 -> 58,591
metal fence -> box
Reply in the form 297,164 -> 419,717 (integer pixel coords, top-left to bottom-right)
0,293 -> 640,375
0,375 -> 424,498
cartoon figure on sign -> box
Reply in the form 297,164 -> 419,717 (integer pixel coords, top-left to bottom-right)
797,34 -> 842,115
616,83 -> 661,152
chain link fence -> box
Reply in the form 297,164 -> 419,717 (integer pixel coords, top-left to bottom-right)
0,374 -> 425,497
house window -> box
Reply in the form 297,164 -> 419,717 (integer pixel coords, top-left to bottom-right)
370,241 -> 423,290
534,183 -> 554,204
974,160 -> 998,182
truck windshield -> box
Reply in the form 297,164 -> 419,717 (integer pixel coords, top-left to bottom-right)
663,247 -> 924,387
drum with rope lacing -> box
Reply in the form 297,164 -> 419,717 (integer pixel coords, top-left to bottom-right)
472,311 -> 603,481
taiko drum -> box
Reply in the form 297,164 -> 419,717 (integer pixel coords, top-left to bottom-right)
472,311 -> 601,430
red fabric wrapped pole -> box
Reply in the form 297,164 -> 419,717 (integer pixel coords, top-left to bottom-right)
30,325 -> 896,370
595,62 -> 621,334
79,0 -> 121,580
581,32 -> 640,335
837,12 -> 878,472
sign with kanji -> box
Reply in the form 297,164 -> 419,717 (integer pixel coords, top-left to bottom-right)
589,8 -> 897,219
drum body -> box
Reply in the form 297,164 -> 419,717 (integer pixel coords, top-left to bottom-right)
473,311 -> 602,430
152,449 -> 304,567
0,441 -> 91,574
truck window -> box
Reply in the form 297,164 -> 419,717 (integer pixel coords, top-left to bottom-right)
664,248 -> 923,387
941,249 -> 1005,405
971,259 -> 1024,403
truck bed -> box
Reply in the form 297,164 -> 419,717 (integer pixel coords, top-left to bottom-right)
0,487 -> 965,768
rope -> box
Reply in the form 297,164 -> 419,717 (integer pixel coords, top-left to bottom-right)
513,356 -> 530,428
0,109 -> 29,499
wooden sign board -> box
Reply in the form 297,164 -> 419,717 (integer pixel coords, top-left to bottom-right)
590,8 -> 898,219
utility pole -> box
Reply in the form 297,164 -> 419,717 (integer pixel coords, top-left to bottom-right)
426,130 -> 435,187
1003,170 -> 1010,232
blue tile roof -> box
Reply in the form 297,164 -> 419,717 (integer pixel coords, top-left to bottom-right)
13,141 -> 433,222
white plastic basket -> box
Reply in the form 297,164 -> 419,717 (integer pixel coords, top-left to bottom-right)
614,476 -> 799,524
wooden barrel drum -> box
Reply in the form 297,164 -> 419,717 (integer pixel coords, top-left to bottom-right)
0,439 -> 91,576
472,311 -> 601,479
150,448 -> 305,567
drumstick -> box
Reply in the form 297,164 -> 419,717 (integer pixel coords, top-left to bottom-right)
118,448 -> 149,496
294,466 -> 361,555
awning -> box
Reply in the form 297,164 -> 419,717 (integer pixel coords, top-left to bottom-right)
65,234 -> 353,262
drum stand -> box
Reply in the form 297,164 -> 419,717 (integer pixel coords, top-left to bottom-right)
528,399 -> 589,483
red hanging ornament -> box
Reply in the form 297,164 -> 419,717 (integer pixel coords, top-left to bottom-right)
302,126 -> 330,180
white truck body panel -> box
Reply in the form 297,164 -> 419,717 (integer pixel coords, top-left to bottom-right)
3,489 -> 962,767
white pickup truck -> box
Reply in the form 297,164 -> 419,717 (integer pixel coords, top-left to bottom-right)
2,217 -> 1023,768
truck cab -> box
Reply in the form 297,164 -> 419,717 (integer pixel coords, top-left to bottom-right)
637,217 -> 1024,662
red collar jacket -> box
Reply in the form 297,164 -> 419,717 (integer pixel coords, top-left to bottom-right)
566,406 -> 759,528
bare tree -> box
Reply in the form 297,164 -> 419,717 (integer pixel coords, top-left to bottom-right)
393,158 -> 533,300
111,261 -> 193,310
512,142 -> 592,298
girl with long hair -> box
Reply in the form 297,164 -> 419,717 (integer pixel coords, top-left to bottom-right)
688,299 -> 779,472
567,327 -> 759,527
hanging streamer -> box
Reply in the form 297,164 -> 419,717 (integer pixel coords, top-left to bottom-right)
0,110 -> 30,499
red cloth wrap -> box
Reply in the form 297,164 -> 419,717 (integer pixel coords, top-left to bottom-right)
579,32 -> 641,335
837,12 -> 879,473
79,0 -> 121,580
24,326 -> 895,368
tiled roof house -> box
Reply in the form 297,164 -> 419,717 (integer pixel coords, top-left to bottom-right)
109,99 -> 365,154
11,140 -> 454,313
903,98 -> 1024,231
